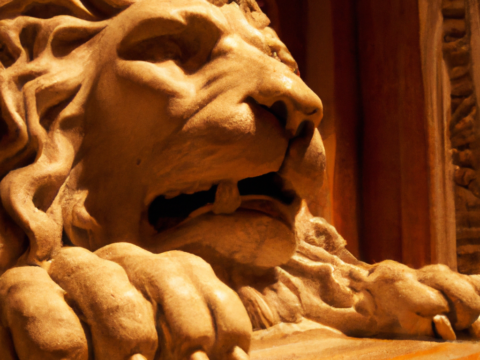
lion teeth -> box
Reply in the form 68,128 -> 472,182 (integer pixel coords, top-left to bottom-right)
164,191 -> 181,199
196,183 -> 214,193
433,315 -> 456,341
182,182 -> 213,195
213,181 -> 241,214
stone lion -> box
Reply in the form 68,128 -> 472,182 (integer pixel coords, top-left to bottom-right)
0,0 -> 480,359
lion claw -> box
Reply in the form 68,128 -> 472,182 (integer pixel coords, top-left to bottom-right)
129,355 -> 148,360
226,346 -> 250,360
469,317 -> 480,339
189,350 -> 210,360
433,315 -> 456,341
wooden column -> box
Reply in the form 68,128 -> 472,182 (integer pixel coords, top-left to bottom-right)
356,0 -> 456,268
330,0 -> 362,258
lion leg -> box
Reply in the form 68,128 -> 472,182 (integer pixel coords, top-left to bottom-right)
0,266 -> 88,360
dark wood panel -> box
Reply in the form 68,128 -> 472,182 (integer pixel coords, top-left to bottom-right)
357,0 -> 432,267
331,0 -> 362,258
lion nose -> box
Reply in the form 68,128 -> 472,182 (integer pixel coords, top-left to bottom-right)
251,69 -> 323,137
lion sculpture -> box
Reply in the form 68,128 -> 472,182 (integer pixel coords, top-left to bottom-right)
0,0 -> 480,359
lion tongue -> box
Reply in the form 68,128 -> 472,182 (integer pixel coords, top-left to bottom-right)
213,181 -> 241,214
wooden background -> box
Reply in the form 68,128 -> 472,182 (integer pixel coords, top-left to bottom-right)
257,0 -> 475,271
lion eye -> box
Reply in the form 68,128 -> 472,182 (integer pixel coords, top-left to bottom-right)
119,35 -> 185,64
117,16 -> 220,73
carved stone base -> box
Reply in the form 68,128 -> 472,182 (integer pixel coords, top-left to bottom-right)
251,329 -> 480,360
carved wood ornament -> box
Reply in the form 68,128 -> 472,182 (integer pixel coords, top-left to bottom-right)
443,0 -> 480,273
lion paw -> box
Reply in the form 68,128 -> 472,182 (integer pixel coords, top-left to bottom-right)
0,244 -> 252,360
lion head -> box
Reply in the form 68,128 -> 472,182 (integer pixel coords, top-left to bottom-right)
0,0 -> 325,273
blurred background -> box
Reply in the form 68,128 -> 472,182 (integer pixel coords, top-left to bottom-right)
257,0 -> 480,274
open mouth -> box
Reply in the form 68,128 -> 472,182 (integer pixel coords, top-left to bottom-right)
148,172 -> 297,233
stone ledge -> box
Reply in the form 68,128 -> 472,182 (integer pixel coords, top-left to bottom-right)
251,329 -> 480,360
